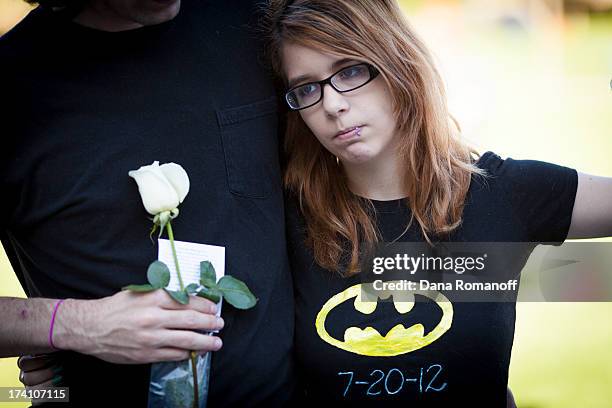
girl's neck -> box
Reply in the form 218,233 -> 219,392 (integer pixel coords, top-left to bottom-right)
74,1 -> 143,32
342,154 -> 407,201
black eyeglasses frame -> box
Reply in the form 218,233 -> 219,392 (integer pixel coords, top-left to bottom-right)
284,63 -> 380,111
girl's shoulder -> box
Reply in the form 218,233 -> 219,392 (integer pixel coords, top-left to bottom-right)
472,150 -> 577,190
469,150 -> 578,243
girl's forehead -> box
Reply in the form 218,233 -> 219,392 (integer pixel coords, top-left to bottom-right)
281,43 -> 359,77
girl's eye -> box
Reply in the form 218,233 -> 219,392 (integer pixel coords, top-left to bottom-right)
338,65 -> 366,80
298,83 -> 318,97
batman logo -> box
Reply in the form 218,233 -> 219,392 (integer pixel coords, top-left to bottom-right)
315,282 -> 453,356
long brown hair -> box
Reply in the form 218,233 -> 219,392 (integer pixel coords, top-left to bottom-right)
265,0 -> 488,275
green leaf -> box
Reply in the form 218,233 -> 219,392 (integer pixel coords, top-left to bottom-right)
217,276 -> 257,310
165,288 -> 189,305
122,283 -> 156,292
185,283 -> 200,294
147,261 -> 171,289
196,285 -> 222,304
199,261 -> 217,287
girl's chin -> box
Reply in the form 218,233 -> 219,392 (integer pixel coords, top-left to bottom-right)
338,148 -> 377,165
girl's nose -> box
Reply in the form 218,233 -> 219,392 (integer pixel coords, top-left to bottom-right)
321,83 -> 349,117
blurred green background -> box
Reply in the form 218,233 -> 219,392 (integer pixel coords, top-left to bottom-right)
1,0 -> 611,406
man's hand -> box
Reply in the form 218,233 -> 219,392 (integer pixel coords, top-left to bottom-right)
18,354 -> 58,388
54,289 -> 224,364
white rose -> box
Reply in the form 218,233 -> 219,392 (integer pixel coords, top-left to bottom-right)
128,161 -> 190,216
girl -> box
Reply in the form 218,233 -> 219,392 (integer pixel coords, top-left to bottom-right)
266,0 -> 611,406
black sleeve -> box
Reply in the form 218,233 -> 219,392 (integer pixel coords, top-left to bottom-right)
486,152 -> 579,244
283,192 -> 310,274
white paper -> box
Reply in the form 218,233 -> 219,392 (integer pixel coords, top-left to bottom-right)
158,239 -> 225,317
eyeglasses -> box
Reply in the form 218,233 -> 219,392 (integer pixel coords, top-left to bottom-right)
284,63 -> 380,111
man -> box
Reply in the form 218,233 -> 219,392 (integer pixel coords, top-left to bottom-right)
0,0 -> 295,405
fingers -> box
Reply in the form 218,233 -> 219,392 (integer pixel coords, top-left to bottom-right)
144,348 -> 211,363
20,366 -> 58,387
115,287 -> 218,312
131,336 -> 220,364
160,310 -> 224,331
160,330 -> 223,354
127,329 -> 222,363
92,289 -> 223,365
154,348 -> 192,362
17,354 -> 57,372
157,290 -> 218,314
18,355 -> 61,387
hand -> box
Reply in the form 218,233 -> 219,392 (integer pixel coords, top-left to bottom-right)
18,354 -> 59,387
55,289 -> 224,364
18,354 -> 62,407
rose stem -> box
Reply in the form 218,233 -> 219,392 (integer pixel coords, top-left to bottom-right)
166,220 -> 199,407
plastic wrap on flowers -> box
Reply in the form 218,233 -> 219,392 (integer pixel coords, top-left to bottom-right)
147,351 -> 211,408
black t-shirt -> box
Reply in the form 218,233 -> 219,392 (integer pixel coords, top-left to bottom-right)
1,2 -> 294,406
286,151 -> 578,407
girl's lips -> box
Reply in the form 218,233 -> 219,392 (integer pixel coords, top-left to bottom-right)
334,126 -> 363,141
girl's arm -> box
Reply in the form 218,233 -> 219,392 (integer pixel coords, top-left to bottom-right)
567,172 -> 612,239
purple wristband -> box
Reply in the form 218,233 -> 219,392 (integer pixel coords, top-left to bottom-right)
48,299 -> 65,351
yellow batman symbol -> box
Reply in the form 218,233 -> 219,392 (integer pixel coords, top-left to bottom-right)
315,282 -> 453,356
